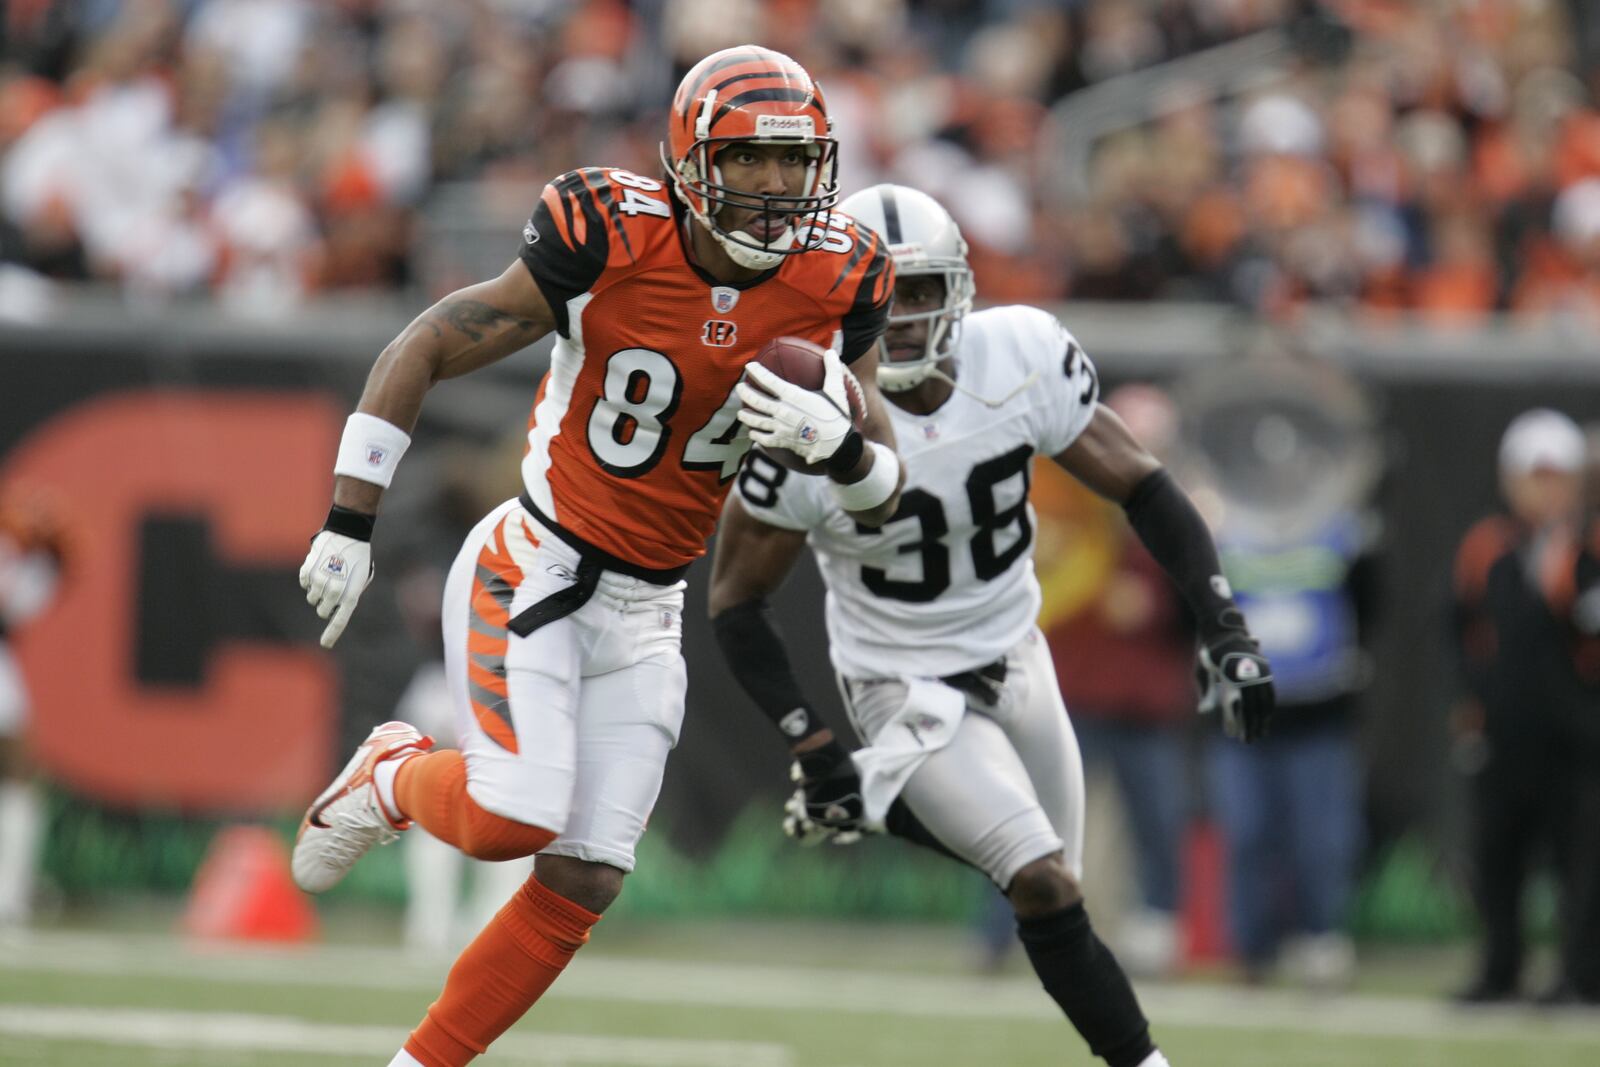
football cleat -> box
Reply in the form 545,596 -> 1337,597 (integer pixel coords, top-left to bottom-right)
292,721 -> 433,893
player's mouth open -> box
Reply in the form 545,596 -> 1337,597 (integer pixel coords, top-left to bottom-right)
745,214 -> 788,241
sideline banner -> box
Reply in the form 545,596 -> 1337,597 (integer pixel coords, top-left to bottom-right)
5,330 -> 1600,853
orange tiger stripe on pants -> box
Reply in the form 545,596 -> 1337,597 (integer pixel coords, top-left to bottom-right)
464,516 -> 529,754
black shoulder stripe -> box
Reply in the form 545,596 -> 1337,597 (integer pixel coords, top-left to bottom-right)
551,172 -> 589,249
853,233 -> 891,308
557,170 -> 612,261
838,233 -> 893,363
830,227 -> 876,294
713,88 -> 814,125
588,180 -> 636,263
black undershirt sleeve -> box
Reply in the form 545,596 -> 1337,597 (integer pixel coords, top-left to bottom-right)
711,597 -> 825,744
1122,467 -> 1246,644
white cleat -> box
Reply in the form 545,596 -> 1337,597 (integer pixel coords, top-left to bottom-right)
293,721 -> 433,893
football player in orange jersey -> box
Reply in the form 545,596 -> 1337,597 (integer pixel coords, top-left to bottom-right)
290,46 -> 903,1067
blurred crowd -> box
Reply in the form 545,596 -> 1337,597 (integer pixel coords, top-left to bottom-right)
2,0 -> 1600,323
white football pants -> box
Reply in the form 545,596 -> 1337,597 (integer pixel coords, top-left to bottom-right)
840,627 -> 1085,889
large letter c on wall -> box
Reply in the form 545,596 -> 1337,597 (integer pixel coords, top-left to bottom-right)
1,390 -> 342,812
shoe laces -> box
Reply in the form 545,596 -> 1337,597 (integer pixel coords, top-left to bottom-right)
317,804 -> 397,870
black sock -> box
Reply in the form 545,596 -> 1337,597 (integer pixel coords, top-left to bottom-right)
1017,901 -> 1156,1067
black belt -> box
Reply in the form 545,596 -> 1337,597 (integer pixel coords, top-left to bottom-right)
507,555 -> 602,637
509,492 -> 688,638
940,657 -> 1008,706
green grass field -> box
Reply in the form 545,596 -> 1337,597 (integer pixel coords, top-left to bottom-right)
2,912 -> 1597,1067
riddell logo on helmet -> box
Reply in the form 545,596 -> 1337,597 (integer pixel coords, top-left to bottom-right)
755,114 -> 814,137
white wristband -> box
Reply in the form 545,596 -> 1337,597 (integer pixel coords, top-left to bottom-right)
334,413 -> 411,489
829,440 -> 900,512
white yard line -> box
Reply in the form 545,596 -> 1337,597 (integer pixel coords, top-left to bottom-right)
0,1005 -> 794,1067
5,930 -> 1599,1047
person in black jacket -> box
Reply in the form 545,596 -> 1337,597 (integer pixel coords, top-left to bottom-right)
1451,408 -> 1595,1003
1533,421 -> 1600,1004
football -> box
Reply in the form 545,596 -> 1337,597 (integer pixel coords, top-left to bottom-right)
746,337 -> 868,474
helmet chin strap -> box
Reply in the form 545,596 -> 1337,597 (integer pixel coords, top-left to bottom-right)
706,160 -> 796,269
665,137 -> 834,272
882,317 -> 1040,408
927,364 -> 1041,410
713,222 -> 794,270
877,360 -> 935,392
878,310 -> 954,392
674,160 -> 796,270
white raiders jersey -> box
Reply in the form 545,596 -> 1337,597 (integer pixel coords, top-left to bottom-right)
736,304 -> 1099,679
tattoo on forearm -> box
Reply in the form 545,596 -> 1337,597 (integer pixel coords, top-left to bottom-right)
434,299 -> 538,343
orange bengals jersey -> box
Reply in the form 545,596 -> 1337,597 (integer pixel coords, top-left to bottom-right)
516,166 -> 892,573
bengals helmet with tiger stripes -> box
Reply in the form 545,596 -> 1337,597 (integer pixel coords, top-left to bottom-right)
663,45 -> 839,270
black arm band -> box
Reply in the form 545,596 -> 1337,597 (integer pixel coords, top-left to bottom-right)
322,504 -> 376,542
1122,468 -> 1243,642
711,597 -> 824,744
825,429 -> 866,476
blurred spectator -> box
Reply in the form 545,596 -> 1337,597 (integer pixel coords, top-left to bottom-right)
1511,177 -> 1600,323
1450,409 -> 1599,1004
1198,359 -> 1381,988
0,0 -> 1596,320
1558,421 -> 1600,1005
209,118 -> 320,313
1047,384 -> 1197,978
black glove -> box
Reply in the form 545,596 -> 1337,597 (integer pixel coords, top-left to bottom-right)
1198,632 -> 1275,742
783,739 -> 868,845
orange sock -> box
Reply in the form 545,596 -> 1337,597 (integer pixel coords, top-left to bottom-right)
404,874 -> 599,1067
393,750 -> 556,861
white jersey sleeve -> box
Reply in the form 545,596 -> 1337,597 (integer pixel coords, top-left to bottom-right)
1010,306 -> 1099,457
733,449 -> 828,531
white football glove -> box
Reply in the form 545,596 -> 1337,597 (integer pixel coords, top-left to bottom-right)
299,530 -> 373,648
736,348 -> 854,466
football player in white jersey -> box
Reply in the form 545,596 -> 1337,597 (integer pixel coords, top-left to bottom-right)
709,184 -> 1276,1067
